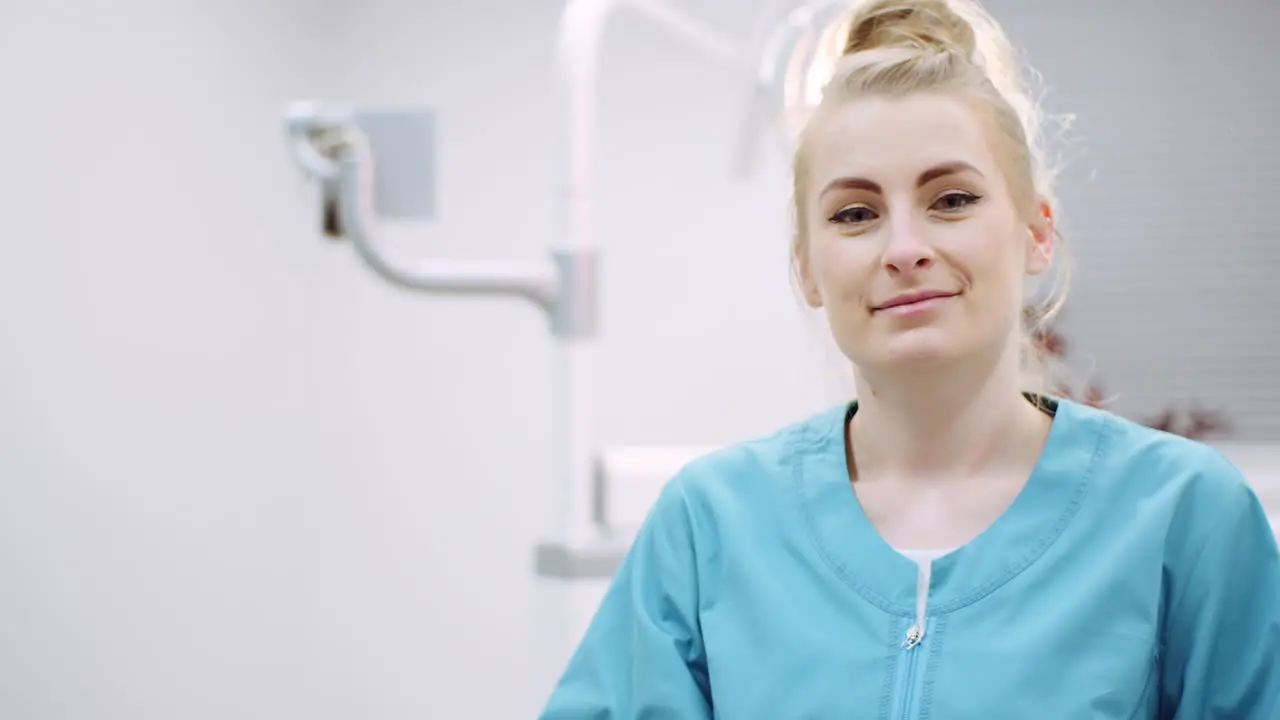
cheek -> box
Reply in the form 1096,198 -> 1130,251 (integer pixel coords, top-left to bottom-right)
959,239 -> 1031,330
809,238 -> 877,301
957,218 -> 1027,286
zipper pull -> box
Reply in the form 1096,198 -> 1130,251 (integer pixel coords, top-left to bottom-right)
902,625 -> 925,650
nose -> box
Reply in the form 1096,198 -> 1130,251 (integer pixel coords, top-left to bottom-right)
881,217 -> 936,275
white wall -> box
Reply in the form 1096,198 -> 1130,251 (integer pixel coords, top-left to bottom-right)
0,1 -> 490,718
0,1 -> 830,717
2,1 -> 1277,719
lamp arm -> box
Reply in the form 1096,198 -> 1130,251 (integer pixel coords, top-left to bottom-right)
536,0 -> 741,559
283,103 -> 579,329
332,146 -> 561,311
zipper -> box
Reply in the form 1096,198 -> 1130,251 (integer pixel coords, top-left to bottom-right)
895,619 -> 929,719
891,558 -> 933,719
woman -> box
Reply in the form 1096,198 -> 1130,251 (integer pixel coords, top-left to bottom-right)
540,1 -> 1280,717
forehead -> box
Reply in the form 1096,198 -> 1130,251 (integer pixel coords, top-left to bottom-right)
806,93 -> 1001,188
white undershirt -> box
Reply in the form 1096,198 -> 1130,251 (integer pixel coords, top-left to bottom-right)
896,548 -> 955,565
894,548 -> 956,646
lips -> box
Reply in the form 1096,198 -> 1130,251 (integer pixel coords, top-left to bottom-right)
873,290 -> 960,311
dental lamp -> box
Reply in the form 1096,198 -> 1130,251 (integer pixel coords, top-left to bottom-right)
282,0 -> 858,689
284,0 -> 856,571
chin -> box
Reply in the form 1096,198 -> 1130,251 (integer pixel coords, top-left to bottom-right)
861,327 -> 968,368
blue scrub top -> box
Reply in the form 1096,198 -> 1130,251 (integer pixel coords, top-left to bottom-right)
540,397 -> 1280,719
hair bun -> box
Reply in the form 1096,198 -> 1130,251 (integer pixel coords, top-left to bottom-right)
843,0 -> 978,59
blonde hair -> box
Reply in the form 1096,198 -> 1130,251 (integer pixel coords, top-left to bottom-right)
790,0 -> 1072,394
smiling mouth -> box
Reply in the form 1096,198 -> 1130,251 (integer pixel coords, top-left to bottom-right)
873,292 -> 960,312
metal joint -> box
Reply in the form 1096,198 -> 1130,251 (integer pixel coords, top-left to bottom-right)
534,540 -> 626,579
550,249 -> 600,339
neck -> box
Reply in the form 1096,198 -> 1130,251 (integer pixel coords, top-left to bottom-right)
848,342 -> 1051,483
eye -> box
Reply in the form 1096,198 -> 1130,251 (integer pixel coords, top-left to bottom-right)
828,204 -> 879,225
931,191 -> 983,213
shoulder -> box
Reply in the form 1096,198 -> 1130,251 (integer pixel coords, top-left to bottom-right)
1067,400 -> 1267,555
636,404 -> 847,600
1080,400 -> 1253,503
659,403 -> 849,521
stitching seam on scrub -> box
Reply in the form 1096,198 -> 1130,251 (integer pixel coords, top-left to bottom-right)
792,402 -> 1115,617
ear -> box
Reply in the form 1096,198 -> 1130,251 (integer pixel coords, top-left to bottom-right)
794,241 -> 824,308
1024,199 -> 1055,276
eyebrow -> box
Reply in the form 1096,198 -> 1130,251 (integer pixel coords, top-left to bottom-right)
818,161 -> 984,200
